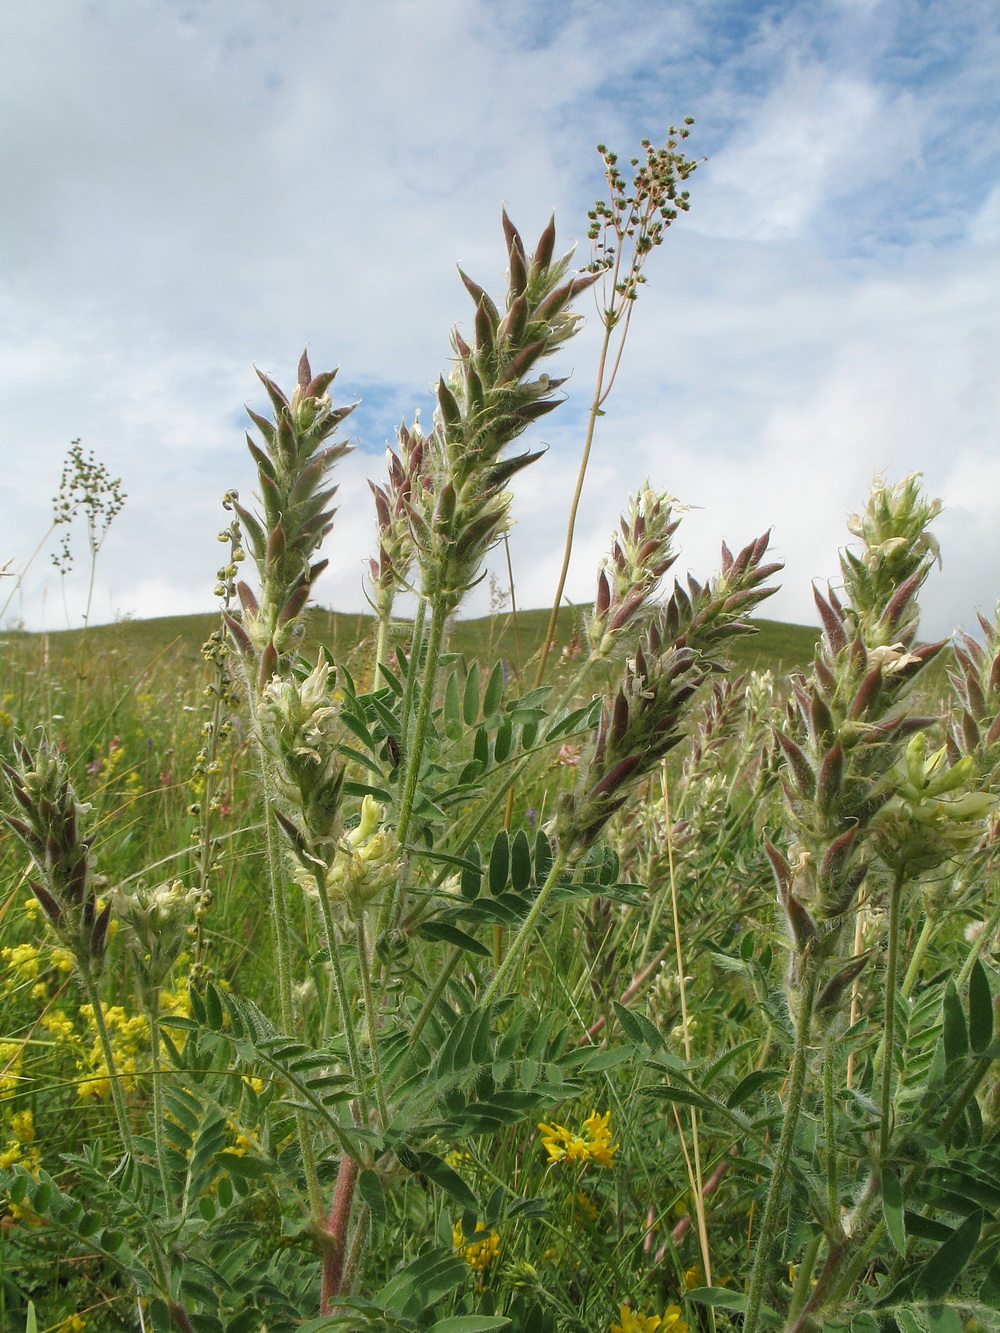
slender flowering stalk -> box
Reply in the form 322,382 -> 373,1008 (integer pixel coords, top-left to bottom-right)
486,533 -> 780,1004
226,355 -> 356,1243
558,532 -> 781,857
536,127 -> 698,684
386,212 -> 601,924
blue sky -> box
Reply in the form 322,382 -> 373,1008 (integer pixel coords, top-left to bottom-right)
1,0 -> 998,637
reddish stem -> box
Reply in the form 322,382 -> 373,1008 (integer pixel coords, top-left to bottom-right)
579,942 -> 671,1045
320,1153 -> 360,1313
655,1156 -> 730,1259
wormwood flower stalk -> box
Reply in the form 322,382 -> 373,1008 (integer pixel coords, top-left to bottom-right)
536,126 -> 699,682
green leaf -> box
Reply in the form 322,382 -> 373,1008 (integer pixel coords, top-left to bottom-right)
573,1044 -> 638,1072
418,921 -> 491,959
685,1287 -> 746,1312
160,1014 -> 199,1031
942,980 -> 969,1066
377,660 -> 405,696
444,671 -> 462,739
727,1069 -> 785,1109
923,1307 -> 964,1333
851,1315 -> 879,1333
981,1257 -> 1000,1306
374,1248 -> 467,1319
461,842 -> 482,900
463,661 -> 481,725
510,829 -> 532,893
914,1210 -> 982,1300
205,981 -> 223,1032
358,1168 -> 386,1227
452,898 -> 523,926
883,1167 -> 907,1257
644,1084 -> 716,1113
483,661 -> 505,717
428,1319 -> 512,1333
969,957 -> 993,1054
613,1001 -> 664,1050
488,831 -> 509,896
493,717 -> 514,763
25,1301 -> 37,1333
895,1312 -> 926,1333
474,726 -> 490,769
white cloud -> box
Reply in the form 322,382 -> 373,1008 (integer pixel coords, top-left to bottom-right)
0,0 -> 998,650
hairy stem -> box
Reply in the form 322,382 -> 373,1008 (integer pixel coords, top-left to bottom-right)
397,600 -> 447,847
262,794 -> 323,1219
320,1152 -> 360,1313
743,951 -> 818,1333
534,321 -> 615,687
147,1006 -> 173,1217
356,917 -> 388,1131
823,1044 -> 839,1228
879,870 -> 906,1162
80,966 -> 135,1159
409,946 -> 461,1047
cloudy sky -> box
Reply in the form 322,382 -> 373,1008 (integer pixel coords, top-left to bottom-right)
1,0 -> 998,639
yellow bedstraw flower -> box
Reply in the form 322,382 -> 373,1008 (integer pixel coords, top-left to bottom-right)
2,942 -> 41,981
538,1110 -> 619,1168
610,1306 -> 688,1333
0,1041 -> 23,1100
11,1109 -> 34,1143
453,1220 -> 500,1271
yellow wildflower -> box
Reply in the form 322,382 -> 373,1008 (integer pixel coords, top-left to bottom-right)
0,1140 -> 22,1169
610,1306 -> 688,1333
54,1315 -> 87,1332
42,1010 -> 77,1043
453,1220 -> 500,1271
11,1109 -> 34,1143
538,1110 -> 619,1169
2,943 -> 41,982
683,1265 -> 703,1290
0,1041 -> 23,1100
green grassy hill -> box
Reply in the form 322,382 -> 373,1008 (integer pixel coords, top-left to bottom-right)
3,606 -> 820,684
